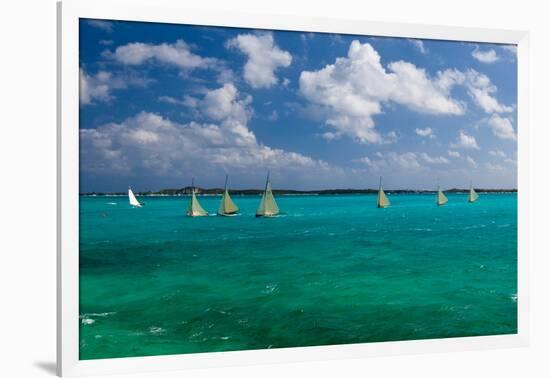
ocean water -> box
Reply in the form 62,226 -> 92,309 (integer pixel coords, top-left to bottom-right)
79,193 -> 517,360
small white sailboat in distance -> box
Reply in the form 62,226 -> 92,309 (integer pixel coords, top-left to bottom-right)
128,187 -> 143,207
436,184 -> 448,206
377,176 -> 390,208
218,174 -> 239,216
187,178 -> 208,217
256,171 -> 280,218
468,181 -> 479,203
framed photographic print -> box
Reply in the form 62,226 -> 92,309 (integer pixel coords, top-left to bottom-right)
57,0 -> 529,376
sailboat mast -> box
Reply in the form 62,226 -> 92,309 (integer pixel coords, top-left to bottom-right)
436,180 -> 440,205
224,174 -> 228,191
379,176 -> 382,191
264,171 -> 270,194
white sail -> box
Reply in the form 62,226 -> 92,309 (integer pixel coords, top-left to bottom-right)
436,186 -> 448,206
128,188 -> 142,207
187,190 -> 208,217
468,185 -> 479,203
377,177 -> 390,208
218,190 -> 239,215
218,189 -> 239,215
218,175 -> 239,216
256,174 -> 279,217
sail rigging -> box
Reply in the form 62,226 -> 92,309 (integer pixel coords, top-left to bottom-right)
128,187 -> 142,207
377,176 -> 390,208
218,175 -> 239,216
256,172 -> 280,217
187,179 -> 208,217
436,185 -> 448,206
468,182 -> 479,203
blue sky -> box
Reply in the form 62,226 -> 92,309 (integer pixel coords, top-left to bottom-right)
79,19 -> 517,192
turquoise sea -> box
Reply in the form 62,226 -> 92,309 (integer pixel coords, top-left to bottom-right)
79,193 -> 517,360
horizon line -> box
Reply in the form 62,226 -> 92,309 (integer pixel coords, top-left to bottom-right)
81,187 -> 518,194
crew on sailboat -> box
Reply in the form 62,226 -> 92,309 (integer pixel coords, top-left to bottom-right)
256,172 -> 280,218
218,175 -> 239,216
377,176 -> 390,208
187,178 -> 208,217
128,187 -> 143,207
468,182 -> 479,203
436,185 -> 448,206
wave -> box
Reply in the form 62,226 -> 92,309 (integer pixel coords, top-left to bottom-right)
462,224 -> 487,230
80,312 -> 115,318
211,336 -> 231,340
149,326 -> 166,335
80,312 -> 116,325
262,283 -> 279,294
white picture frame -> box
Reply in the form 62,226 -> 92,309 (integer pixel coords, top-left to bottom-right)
57,0 -> 530,376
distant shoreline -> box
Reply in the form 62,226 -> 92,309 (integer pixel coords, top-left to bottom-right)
80,187 -> 518,196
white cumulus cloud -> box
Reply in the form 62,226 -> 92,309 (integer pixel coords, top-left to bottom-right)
489,149 -> 507,158
452,130 -> 480,150
87,20 -> 113,32
415,127 -> 435,138
466,156 -> 479,168
80,68 -> 151,106
226,33 -> 292,89
80,84 -> 335,185
320,132 -> 341,141
437,69 -> 513,113
487,114 -> 517,140
472,47 -> 499,63
420,153 -> 449,164
80,69 -> 112,105
357,152 -> 422,171
112,40 -> 218,70
355,151 -> 449,172
466,72 -> 513,113
299,41 -> 464,144
409,39 -> 427,54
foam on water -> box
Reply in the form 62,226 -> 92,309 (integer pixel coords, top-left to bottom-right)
149,326 -> 166,335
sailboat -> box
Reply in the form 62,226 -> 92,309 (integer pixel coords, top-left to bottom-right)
128,187 -> 143,207
187,178 -> 208,217
436,184 -> 448,206
377,176 -> 390,208
217,174 -> 239,216
256,172 -> 280,218
468,182 -> 479,203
